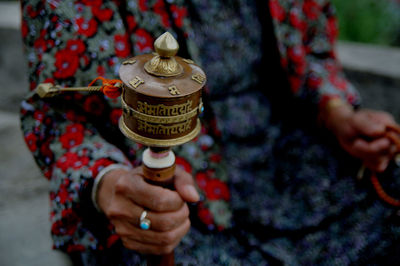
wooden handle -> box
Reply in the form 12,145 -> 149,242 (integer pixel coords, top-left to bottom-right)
147,252 -> 174,266
142,147 -> 176,266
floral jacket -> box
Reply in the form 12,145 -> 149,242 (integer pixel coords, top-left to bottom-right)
20,0 -> 359,253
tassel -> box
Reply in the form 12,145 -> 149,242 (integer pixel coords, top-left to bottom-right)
88,76 -> 122,99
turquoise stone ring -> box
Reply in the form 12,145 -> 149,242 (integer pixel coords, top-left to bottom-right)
140,210 -> 151,230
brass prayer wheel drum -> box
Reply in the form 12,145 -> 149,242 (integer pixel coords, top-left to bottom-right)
118,32 -> 206,147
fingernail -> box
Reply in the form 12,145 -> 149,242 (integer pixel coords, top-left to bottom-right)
185,185 -> 200,202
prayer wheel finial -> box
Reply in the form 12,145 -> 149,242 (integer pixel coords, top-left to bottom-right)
144,32 -> 183,77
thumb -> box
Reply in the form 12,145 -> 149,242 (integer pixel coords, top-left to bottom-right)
174,166 -> 199,203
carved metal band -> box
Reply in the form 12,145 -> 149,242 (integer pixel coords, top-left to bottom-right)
137,100 -> 193,116
121,97 -> 201,124
137,120 -> 191,135
119,118 -> 201,147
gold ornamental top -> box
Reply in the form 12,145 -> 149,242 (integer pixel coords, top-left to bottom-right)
144,32 -> 183,77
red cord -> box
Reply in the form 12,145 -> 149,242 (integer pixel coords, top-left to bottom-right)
88,76 -> 122,99
370,125 -> 400,207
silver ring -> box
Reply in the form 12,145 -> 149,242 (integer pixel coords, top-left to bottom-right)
140,210 -> 151,230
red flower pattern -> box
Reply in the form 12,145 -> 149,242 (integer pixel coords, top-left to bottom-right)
25,133 -> 38,152
170,5 -> 187,28
289,10 -> 306,33
93,7 -> 114,21
326,17 -> 338,44
21,20 -> 29,38
33,111 -> 45,122
90,158 -> 114,177
67,244 -> 86,253
107,234 -> 120,248
54,50 -> 80,79
198,205 -> 214,226
66,39 -> 86,55
269,0 -> 286,22
82,0 -> 102,8
75,17 -> 98,37
114,34 -> 131,58
303,0 -> 320,20
126,15 -> 137,32
289,76 -> 303,94
209,153 -> 222,163
135,29 -> 154,53
83,95 -> 105,116
56,152 -> 89,172
307,75 -> 323,90
97,65 -> 106,76
138,0 -> 148,11
154,0 -> 170,28
204,179 -> 230,201
109,108 -> 122,125
59,130 -> 84,149
34,38 -> 47,53
195,172 -> 208,190
175,156 -> 192,173
40,141 -> 54,163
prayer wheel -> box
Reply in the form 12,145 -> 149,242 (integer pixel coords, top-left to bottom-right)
118,32 -> 206,186
118,32 -> 205,148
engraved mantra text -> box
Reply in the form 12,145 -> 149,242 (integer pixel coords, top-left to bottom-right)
137,120 -> 192,135
122,100 -> 198,124
137,100 -> 193,116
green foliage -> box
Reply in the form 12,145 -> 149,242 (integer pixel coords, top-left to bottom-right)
332,0 -> 400,46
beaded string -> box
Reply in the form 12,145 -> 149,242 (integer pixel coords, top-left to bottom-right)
88,76 -> 123,99
370,125 -> 400,207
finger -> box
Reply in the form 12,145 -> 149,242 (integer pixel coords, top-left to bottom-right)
121,203 -> 189,232
389,144 -> 398,156
115,168 -> 184,212
363,156 -> 391,173
174,167 -> 200,203
120,218 -> 191,246
353,112 -> 386,137
351,138 -> 391,158
121,237 -> 177,255
147,203 -> 190,232
105,193 -> 137,219
366,110 -> 396,126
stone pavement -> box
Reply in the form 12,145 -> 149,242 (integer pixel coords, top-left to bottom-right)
0,1 -> 399,266
0,111 -> 71,266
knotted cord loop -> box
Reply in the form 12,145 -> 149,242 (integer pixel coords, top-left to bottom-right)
88,76 -> 122,99
370,125 -> 400,207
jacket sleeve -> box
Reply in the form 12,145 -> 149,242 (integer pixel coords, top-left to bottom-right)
21,94 -> 134,252
269,0 -> 361,110
19,0 -> 146,253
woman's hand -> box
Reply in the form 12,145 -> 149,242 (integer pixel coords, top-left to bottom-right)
97,166 -> 199,255
322,102 -> 398,172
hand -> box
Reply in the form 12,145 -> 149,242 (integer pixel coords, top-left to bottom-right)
323,103 -> 398,172
97,166 -> 199,255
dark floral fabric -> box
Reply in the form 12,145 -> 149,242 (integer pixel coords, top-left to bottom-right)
20,0 -> 400,264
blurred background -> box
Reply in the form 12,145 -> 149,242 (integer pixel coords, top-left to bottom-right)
333,0 -> 400,47
0,0 -> 399,265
